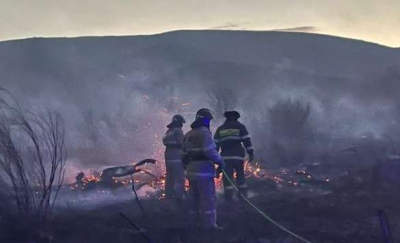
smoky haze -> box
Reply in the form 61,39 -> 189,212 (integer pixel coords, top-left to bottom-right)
1,30 -> 400,179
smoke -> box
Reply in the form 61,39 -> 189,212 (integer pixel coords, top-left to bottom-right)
1,31 -> 400,171
272,26 -> 318,33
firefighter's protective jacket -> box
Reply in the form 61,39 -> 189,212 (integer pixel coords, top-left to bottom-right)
162,126 -> 184,163
214,120 -> 254,161
182,121 -> 223,179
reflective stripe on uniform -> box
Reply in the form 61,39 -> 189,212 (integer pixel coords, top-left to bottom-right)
164,141 -> 180,145
238,184 -> 248,188
222,156 -> 245,160
242,135 -> 251,139
246,146 -> 254,151
219,129 -> 240,137
166,159 -> 182,163
202,210 -> 216,214
186,148 -> 203,152
217,136 -> 242,142
185,171 -> 215,177
224,186 -> 235,190
186,144 -> 216,153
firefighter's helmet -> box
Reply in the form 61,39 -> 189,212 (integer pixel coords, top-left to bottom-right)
172,114 -> 186,124
195,108 -> 215,120
224,111 -> 240,120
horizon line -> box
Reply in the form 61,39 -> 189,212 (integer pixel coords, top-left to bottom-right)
0,28 -> 398,49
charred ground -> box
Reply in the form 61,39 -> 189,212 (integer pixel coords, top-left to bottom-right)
1,30 -> 400,243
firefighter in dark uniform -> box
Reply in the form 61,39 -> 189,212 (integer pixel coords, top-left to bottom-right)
214,111 -> 254,201
162,114 -> 186,200
182,108 -> 225,230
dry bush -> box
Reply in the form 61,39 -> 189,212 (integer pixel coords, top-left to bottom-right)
0,88 -> 67,237
268,99 -> 313,166
207,85 -> 238,121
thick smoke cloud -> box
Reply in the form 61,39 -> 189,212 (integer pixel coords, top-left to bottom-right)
1,31 -> 399,180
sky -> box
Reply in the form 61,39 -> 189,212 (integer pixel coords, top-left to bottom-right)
1,0 -> 400,47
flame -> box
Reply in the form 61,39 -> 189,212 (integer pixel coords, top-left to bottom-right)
68,96 -> 331,198
83,174 -> 100,184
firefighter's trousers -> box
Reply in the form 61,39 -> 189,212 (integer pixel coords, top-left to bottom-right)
165,161 -> 185,199
187,177 -> 217,229
222,159 -> 247,200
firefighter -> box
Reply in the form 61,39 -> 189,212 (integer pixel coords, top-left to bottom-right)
214,111 -> 254,201
182,108 -> 225,230
162,114 -> 186,200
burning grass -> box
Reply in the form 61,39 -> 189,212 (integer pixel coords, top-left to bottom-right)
38,167 -> 400,243
3,155 -> 400,243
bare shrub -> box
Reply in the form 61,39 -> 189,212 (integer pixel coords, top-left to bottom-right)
269,99 -> 313,166
207,85 -> 238,121
0,88 -> 67,231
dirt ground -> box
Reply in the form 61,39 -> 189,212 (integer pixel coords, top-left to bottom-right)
2,166 -> 400,243
43,177 -> 400,243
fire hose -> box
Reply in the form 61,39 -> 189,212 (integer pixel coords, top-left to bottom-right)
102,159 -> 157,216
221,169 -> 314,243
130,174 -> 146,216
129,159 -> 158,216
378,210 -> 393,243
119,212 -> 155,243
118,159 -> 158,243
